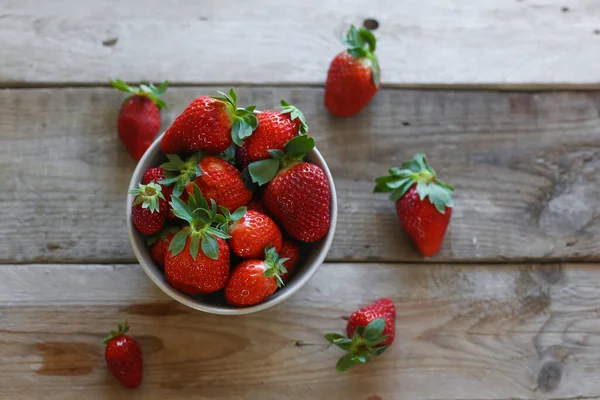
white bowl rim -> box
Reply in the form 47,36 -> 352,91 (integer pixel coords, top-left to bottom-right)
127,132 -> 338,315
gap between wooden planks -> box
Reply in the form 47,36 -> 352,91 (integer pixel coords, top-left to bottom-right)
1,263 -> 599,400
0,87 -> 599,263
2,0 -> 600,85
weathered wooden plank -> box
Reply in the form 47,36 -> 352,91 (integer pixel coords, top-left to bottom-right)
2,0 -> 600,86
1,87 -> 600,263
0,262 -> 599,399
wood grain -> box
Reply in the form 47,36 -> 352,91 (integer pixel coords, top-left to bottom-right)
2,0 -> 600,86
1,87 -> 600,263
1,262 -> 599,399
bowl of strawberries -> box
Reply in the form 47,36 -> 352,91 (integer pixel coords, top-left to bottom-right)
127,89 -> 337,315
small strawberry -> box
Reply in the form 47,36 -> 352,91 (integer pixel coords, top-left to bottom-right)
324,26 -> 380,117
147,227 -> 179,268
249,136 -> 330,242
241,101 -> 308,162
160,88 -> 257,154
111,79 -> 168,160
246,196 -> 267,214
325,299 -> 396,372
187,155 -> 252,212
225,246 -> 288,306
104,322 -> 143,389
164,184 -> 231,294
222,207 -> 282,259
142,167 -> 177,220
129,182 -> 167,235
374,153 -> 454,256
279,238 -> 301,282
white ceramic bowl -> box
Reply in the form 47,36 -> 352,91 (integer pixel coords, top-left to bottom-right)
127,132 -> 338,315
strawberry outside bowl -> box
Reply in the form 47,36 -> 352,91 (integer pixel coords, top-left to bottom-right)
126,132 -> 338,315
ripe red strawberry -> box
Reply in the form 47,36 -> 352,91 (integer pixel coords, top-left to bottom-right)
111,79 -> 168,160
324,26 -> 380,117
325,298 -> 396,372
142,167 -> 177,220
129,182 -> 167,235
225,246 -> 287,306
164,184 -> 231,294
241,101 -> 308,162
279,238 -> 301,282
187,155 -> 252,212
160,89 -> 257,154
104,322 -> 143,389
374,153 -> 454,256
249,136 -> 330,242
246,196 -> 267,214
147,227 -> 179,268
223,208 -> 282,259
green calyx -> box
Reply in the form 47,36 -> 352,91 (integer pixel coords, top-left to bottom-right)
216,205 -> 247,233
374,152 -> 454,214
168,184 -> 231,260
103,321 -> 129,345
159,152 -> 204,197
343,25 -> 380,87
247,135 -> 315,186
213,88 -> 258,146
129,182 -> 165,213
110,79 -> 169,109
146,226 -> 180,246
263,245 -> 289,288
324,318 -> 388,372
279,100 -> 308,135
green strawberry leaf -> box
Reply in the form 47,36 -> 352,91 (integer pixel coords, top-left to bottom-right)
231,117 -> 257,146
336,353 -> 359,372
229,206 -> 246,221
205,226 -> 231,239
284,135 -> 315,159
189,233 -> 201,260
170,196 -> 194,223
201,233 -> 219,260
362,318 -> 386,342
248,158 -> 281,186
279,100 -> 308,135
168,228 -> 190,256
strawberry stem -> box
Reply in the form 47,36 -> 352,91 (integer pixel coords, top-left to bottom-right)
103,321 -> 129,344
110,79 -> 169,109
129,182 -> 165,213
342,26 -> 380,87
324,318 -> 388,372
374,152 -> 454,214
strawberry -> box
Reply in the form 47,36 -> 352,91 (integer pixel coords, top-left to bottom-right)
104,322 -> 143,389
246,196 -> 267,214
187,155 -> 252,212
129,182 -> 167,235
160,89 -> 257,154
325,298 -> 396,372
225,246 -> 287,306
142,167 -> 177,220
249,136 -> 330,242
164,184 -> 231,294
111,79 -> 168,160
222,208 -> 282,259
241,101 -> 308,162
374,153 -> 454,256
324,26 -> 380,117
147,227 -> 179,268
279,238 -> 301,282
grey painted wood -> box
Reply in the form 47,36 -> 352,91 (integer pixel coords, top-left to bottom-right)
1,87 -> 599,263
0,262 -> 598,399
2,0 -> 600,86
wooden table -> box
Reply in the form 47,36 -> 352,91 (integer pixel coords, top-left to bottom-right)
2,1 -> 600,399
